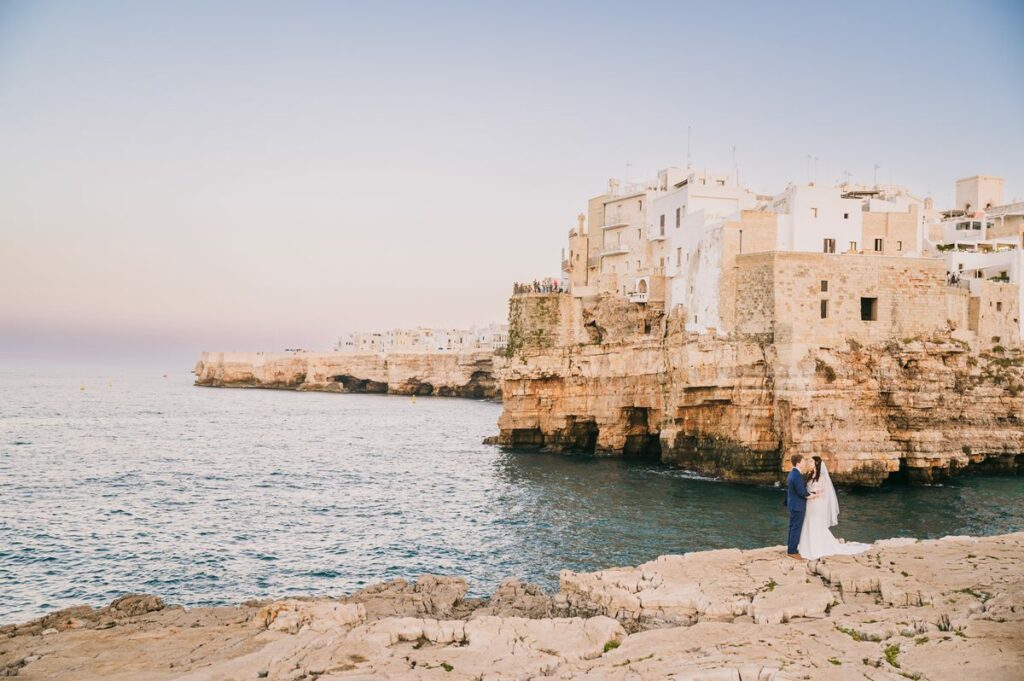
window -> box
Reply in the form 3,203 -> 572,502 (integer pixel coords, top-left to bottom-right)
874,238 -> 883,252
716,179 -> 725,186
821,280 -> 828,292
849,241 -> 858,251
676,248 -> 682,266
897,240 -> 903,251
660,224 -> 665,237
997,302 -> 1003,312
638,200 -> 643,210
811,207 -> 819,218
843,212 -> 849,220
636,260 -> 640,269
820,300 -> 829,319
958,263 -> 964,271
637,228 -> 641,239
823,238 -> 836,253
739,229 -> 744,254
675,207 -> 681,227
861,297 -> 878,321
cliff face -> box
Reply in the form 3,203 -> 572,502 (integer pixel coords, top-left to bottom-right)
496,294 -> 1024,485
194,351 -> 501,399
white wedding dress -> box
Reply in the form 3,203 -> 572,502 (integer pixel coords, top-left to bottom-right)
797,462 -> 871,559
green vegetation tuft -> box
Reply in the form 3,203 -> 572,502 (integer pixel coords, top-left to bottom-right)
603,639 -> 621,653
836,625 -> 882,642
884,643 -> 901,668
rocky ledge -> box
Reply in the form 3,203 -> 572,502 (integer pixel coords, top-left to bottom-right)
2,533 -> 1021,680
193,351 -> 502,400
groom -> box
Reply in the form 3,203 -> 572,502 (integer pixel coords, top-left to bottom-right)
785,454 -> 818,559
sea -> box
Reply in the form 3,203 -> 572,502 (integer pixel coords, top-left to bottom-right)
2,368 -> 1022,623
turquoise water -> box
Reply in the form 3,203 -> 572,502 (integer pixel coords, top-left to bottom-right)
1,369 -> 1022,623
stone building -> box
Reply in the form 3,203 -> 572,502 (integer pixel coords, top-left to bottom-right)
336,323 -> 508,354
556,165 -> 1020,349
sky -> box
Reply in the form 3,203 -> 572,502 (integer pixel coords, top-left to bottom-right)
1,0 -> 1022,368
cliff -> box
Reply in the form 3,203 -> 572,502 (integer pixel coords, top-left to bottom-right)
495,294 -> 1024,485
3,532 -> 1022,680
194,351 -> 501,399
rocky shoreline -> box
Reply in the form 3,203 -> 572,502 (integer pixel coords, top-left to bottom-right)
193,351 -> 502,400
3,532 -> 1021,680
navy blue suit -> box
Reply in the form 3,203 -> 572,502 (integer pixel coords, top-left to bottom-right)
786,467 -> 810,554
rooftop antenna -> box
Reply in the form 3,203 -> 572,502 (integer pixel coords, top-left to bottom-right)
732,145 -> 739,187
625,161 -> 632,184
812,156 -> 819,185
686,126 -> 692,168
873,163 -> 881,188
841,169 -> 852,186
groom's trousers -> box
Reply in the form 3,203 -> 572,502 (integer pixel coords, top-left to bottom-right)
787,510 -> 804,554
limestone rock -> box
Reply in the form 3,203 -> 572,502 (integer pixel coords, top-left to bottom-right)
2,533 -> 1021,680
194,350 -> 502,399
496,295 -> 1024,485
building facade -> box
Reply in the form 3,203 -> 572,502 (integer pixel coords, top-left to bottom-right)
556,166 -> 1020,348
336,323 -> 508,354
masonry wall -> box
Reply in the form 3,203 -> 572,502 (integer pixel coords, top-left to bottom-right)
719,211 -> 779,334
733,252 -> 776,336
506,293 -> 582,355
861,209 -> 919,255
735,253 -> 959,346
970,280 -> 1021,347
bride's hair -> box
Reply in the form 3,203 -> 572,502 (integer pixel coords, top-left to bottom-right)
811,455 -> 823,482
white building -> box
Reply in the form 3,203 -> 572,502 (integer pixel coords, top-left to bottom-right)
335,323 -> 508,354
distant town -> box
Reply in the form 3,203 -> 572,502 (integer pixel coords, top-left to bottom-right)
334,324 -> 509,354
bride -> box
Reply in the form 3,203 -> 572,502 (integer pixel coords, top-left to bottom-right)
798,456 -> 871,559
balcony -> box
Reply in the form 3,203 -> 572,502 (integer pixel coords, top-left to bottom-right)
628,291 -> 649,303
600,244 -> 629,257
602,219 -> 630,230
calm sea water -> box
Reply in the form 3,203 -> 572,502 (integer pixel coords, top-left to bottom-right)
1,368 -> 1023,623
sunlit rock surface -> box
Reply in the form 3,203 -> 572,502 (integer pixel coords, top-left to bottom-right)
194,350 -> 501,399
495,295 -> 1024,485
3,533 -> 1021,680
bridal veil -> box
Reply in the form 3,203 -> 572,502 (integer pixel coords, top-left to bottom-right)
819,461 -> 840,527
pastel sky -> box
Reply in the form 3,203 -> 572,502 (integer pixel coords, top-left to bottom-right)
1,0 -> 1022,368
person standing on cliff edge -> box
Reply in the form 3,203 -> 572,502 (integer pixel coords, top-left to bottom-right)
785,454 -> 817,559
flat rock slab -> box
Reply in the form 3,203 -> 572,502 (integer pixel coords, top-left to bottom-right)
2,533 -> 1022,680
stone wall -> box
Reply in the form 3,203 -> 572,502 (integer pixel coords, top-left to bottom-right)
194,351 -> 501,399
505,293 -> 582,356
969,279 -> 1020,348
733,252 -> 990,347
861,207 -> 919,254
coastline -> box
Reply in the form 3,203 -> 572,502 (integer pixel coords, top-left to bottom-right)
193,350 -> 502,400
3,532 -> 1021,680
